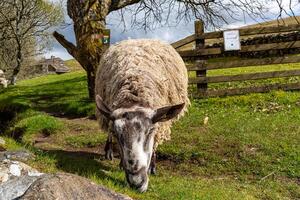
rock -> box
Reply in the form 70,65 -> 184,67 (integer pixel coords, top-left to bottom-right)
0,175 -> 41,200
18,162 -> 44,177
0,155 -> 44,200
0,150 -> 132,200
0,171 -> 9,183
27,171 -> 44,177
20,173 -> 133,200
0,158 -> 42,184
1,150 -> 34,162
9,164 -> 21,176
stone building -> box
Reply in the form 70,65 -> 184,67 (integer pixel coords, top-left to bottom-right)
37,56 -> 70,74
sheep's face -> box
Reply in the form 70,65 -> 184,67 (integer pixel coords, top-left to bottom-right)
112,108 -> 155,192
96,95 -> 184,192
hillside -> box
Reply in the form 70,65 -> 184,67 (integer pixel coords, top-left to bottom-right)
0,70 -> 299,199
64,59 -> 83,72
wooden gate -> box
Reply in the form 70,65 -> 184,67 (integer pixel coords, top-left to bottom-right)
172,20 -> 300,98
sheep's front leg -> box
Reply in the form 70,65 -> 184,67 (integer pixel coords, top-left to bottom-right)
148,151 -> 156,175
104,132 -> 114,160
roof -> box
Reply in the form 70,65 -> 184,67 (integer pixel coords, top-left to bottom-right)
38,56 -> 70,74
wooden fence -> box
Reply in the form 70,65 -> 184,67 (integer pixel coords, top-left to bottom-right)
172,20 -> 300,97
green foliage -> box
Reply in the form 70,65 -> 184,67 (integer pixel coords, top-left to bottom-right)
38,0 -> 64,26
1,136 -> 24,151
65,134 -> 106,148
0,0 -> 64,81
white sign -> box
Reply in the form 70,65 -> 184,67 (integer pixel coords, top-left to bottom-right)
223,30 -> 241,51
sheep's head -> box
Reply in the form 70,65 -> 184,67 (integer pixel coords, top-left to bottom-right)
96,95 -> 184,192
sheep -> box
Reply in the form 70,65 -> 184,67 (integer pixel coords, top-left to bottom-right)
95,39 -> 190,192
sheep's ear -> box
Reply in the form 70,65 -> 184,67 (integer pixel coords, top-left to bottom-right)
152,103 -> 185,123
96,95 -> 113,120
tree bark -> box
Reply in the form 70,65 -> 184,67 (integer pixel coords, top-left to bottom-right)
10,45 -> 22,85
86,69 -> 96,99
54,0 -> 111,100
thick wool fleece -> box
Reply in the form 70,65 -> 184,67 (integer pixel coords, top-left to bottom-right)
95,39 -> 190,148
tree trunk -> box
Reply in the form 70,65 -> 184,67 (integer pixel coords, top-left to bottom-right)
87,70 -> 96,99
10,47 -> 22,85
53,0 -> 110,100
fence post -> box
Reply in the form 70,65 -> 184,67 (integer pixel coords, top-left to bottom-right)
194,20 -> 207,94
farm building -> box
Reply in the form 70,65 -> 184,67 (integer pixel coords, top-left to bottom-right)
33,56 -> 70,75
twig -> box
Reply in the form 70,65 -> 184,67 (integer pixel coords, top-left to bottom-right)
259,171 -> 275,182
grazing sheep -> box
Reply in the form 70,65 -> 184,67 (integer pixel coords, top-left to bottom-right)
95,39 -> 190,192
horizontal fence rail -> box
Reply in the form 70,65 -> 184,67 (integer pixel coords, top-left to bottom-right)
194,83 -> 300,98
178,40 -> 300,58
189,69 -> 300,84
187,56 -> 300,71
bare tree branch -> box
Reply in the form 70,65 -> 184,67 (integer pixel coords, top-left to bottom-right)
108,0 -> 299,31
109,0 -> 141,12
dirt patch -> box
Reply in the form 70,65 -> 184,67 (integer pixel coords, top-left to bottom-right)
33,116 -> 104,153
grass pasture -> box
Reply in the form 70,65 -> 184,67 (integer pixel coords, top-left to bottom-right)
188,56 -> 300,94
0,63 -> 299,199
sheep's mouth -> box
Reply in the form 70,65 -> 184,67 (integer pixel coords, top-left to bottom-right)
125,167 -> 148,192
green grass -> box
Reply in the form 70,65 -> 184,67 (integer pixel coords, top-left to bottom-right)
0,68 -> 299,199
0,71 -> 94,117
65,133 -> 107,148
188,56 -> 300,91
0,71 -> 94,144
13,113 -> 63,144
1,136 -> 24,150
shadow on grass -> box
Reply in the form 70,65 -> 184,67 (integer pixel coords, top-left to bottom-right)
42,149 -> 127,187
0,102 -> 29,134
0,75 -> 95,119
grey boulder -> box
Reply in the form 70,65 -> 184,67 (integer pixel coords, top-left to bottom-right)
20,173 -> 132,200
